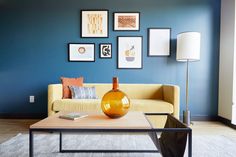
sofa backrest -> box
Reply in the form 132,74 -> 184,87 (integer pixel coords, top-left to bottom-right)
50,84 -> 163,99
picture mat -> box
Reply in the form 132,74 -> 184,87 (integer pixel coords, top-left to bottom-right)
149,29 -> 170,56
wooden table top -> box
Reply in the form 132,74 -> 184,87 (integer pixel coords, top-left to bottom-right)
30,111 -> 152,129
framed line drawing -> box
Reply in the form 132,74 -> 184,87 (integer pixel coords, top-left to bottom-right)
81,10 -> 109,38
68,43 -> 95,62
117,36 -> 142,69
99,43 -> 112,58
148,28 -> 171,56
114,12 -> 140,31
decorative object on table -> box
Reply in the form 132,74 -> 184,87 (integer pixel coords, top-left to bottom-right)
176,32 -> 201,126
68,43 -> 95,62
69,86 -> 98,99
101,77 -> 130,118
117,36 -> 142,69
59,112 -> 88,120
81,10 -> 109,38
113,12 -> 140,31
99,43 -> 112,58
148,28 -> 171,56
60,77 -> 84,99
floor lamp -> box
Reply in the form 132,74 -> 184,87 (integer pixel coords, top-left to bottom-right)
176,32 -> 201,126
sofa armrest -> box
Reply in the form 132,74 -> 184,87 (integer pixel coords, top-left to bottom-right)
48,84 -> 63,116
162,85 -> 180,119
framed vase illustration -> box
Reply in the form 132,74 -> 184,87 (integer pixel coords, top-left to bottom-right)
117,36 -> 142,69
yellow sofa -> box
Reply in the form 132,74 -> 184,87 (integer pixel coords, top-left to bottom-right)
48,84 -> 180,120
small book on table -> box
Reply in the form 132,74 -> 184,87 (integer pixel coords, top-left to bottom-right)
59,112 -> 88,120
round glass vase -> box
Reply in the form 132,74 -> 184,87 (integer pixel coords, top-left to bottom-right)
101,77 -> 130,118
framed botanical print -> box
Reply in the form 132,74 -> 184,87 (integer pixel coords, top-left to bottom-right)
81,10 -> 109,38
99,43 -> 112,58
117,36 -> 142,69
148,28 -> 171,56
114,12 -> 140,31
68,43 -> 95,62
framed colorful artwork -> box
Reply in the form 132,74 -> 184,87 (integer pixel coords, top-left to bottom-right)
99,43 -> 112,58
117,36 -> 143,69
113,12 -> 140,31
81,10 -> 109,38
68,43 -> 95,62
148,28 -> 171,56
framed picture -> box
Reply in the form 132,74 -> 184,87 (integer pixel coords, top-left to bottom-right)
148,28 -> 171,56
117,36 -> 142,69
99,43 -> 112,58
114,12 -> 140,31
81,10 -> 109,38
68,43 -> 95,62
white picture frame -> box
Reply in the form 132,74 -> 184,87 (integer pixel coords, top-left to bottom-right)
81,10 -> 109,38
117,36 -> 142,69
148,28 -> 171,56
68,43 -> 95,62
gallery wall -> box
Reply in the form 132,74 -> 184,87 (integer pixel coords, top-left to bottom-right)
0,0 -> 220,118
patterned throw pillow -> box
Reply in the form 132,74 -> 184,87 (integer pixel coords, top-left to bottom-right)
69,86 -> 98,99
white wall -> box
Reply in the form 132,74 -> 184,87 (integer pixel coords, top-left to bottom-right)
218,0 -> 235,121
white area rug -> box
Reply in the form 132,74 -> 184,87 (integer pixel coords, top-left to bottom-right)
0,133 -> 236,157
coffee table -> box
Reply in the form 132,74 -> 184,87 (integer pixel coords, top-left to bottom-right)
29,111 -> 192,157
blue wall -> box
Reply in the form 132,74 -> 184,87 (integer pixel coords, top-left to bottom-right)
0,0 -> 220,118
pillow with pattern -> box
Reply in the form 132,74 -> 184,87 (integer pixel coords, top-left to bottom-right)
69,86 -> 98,99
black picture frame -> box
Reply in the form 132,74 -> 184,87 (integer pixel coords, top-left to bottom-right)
148,28 -> 171,57
80,10 -> 109,38
113,12 -> 140,31
99,43 -> 112,59
68,43 -> 95,62
117,36 -> 143,69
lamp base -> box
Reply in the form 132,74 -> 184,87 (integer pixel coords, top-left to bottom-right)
183,110 -> 191,126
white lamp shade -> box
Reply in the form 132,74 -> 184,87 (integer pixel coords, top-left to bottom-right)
176,32 -> 201,62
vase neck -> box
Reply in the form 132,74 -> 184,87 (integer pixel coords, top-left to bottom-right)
112,77 -> 119,90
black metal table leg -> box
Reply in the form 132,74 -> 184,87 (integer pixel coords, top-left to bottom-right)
59,132 -> 62,152
148,131 -> 161,153
29,129 -> 33,157
188,130 -> 192,157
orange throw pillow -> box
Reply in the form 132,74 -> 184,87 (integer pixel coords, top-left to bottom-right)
61,77 -> 84,98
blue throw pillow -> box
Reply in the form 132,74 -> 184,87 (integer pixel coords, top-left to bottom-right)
69,86 -> 98,99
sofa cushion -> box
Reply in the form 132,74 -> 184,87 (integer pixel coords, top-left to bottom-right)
53,99 -> 173,114
69,86 -> 98,99
53,99 -> 101,112
130,99 -> 173,113
61,77 -> 84,99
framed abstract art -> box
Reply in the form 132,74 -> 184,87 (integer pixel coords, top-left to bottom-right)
113,12 -> 140,31
81,10 -> 109,38
99,43 -> 112,58
68,43 -> 95,62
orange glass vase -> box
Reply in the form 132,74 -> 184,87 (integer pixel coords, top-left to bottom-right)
101,77 -> 130,118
